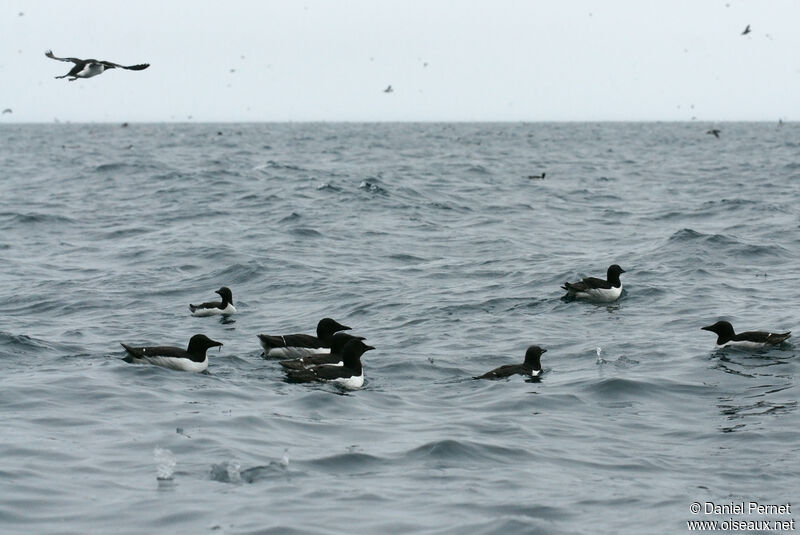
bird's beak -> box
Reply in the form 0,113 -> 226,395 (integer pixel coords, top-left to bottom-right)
341,325 -> 352,331
701,325 -> 712,331
541,348 -> 548,353
215,290 -> 222,295
620,269 -> 626,273
364,345 -> 375,351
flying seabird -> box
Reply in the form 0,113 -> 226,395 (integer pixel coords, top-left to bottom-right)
383,85 -> 393,93
706,129 -> 721,138
741,24 -> 751,35
45,49 -> 150,81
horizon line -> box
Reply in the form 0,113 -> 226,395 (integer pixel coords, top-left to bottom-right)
0,119 -> 794,125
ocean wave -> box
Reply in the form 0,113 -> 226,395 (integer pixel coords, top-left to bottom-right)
405,439 -> 530,464
359,179 -> 389,195
0,212 -> 75,226
664,228 -> 790,259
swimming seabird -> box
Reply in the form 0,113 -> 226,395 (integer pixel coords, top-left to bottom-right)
701,320 -> 791,349
258,317 -> 351,358
284,339 -> 374,389
45,50 -> 150,81
189,287 -> 236,317
475,346 -> 546,379
527,172 -> 546,179
706,128 -> 721,138
278,332 -> 366,370
741,24 -> 751,35
121,334 -> 222,372
561,264 -> 625,302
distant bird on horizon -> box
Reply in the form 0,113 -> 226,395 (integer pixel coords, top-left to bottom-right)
527,172 -> 546,180
2,108 -> 11,114
706,128 -> 721,138
383,85 -> 393,93
45,49 -> 150,81
741,24 -> 751,35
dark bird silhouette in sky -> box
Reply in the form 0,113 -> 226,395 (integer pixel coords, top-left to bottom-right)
45,50 -> 150,81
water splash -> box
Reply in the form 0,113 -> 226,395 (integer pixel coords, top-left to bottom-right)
595,347 -> 606,365
280,448 -> 290,469
210,460 -> 242,483
154,447 -> 176,481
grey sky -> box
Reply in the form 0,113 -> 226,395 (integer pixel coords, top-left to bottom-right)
2,0 -> 799,122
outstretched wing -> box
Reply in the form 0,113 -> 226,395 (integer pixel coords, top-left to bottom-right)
101,60 -> 150,71
45,50 -> 82,64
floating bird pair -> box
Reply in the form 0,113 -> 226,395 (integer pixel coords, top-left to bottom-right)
260,318 -> 373,388
121,287 -> 233,373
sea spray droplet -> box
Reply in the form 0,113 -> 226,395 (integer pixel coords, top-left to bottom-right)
595,347 -> 606,365
154,447 -> 176,481
225,460 -> 242,483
